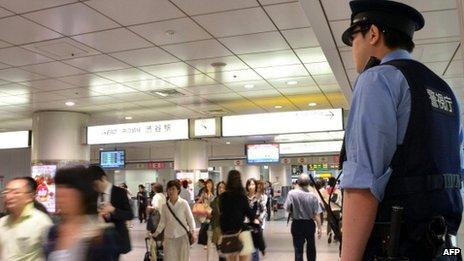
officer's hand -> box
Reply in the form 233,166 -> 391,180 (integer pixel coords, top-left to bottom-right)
317,228 -> 322,239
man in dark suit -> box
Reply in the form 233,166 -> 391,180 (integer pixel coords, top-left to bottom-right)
89,165 -> 133,258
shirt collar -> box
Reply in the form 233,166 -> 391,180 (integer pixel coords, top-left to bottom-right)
6,202 -> 34,226
104,182 -> 112,195
381,49 -> 412,64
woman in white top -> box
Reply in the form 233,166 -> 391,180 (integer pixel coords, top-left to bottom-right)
154,180 -> 196,261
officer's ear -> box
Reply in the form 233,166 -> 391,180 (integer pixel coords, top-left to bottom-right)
368,24 -> 382,47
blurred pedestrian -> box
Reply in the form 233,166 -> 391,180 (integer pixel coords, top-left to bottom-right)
137,184 -> 148,223
0,177 -> 52,260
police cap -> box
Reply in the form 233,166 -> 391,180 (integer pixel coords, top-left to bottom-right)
342,0 -> 425,46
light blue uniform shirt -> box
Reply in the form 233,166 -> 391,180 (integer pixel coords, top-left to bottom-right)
341,49 -> 464,201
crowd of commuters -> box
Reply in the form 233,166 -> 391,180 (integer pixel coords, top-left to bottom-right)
0,166 -> 341,261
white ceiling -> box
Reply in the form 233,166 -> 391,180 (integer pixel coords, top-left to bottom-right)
0,0 -> 461,131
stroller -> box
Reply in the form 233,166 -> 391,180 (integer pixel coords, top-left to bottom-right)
144,235 -> 163,261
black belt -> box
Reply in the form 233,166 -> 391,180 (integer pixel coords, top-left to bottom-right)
387,173 -> 461,197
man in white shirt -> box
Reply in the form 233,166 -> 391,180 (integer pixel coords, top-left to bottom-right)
0,177 -> 52,261
154,180 -> 195,261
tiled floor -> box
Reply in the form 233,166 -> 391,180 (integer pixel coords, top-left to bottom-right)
121,218 -> 340,261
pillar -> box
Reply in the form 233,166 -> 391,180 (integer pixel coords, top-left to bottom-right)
32,111 -> 90,164
174,140 -> 208,197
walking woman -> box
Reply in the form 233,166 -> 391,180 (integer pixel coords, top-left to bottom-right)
245,179 -> 267,261
198,179 -> 215,247
43,166 -> 119,260
153,180 -> 195,261
219,170 -> 256,261
137,184 -> 148,223
210,181 -> 227,261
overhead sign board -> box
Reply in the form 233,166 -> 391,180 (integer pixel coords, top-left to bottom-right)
88,119 -> 189,144
0,131 -> 30,149
222,109 -> 343,137
279,141 -> 343,155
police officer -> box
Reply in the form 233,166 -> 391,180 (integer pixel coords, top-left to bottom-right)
339,1 -> 463,261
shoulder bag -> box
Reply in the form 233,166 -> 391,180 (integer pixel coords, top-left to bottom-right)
166,201 -> 195,245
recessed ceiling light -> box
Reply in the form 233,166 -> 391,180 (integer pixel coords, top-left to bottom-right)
263,165 -> 269,170
65,101 -> 75,106
244,84 -> 254,89
274,105 -> 283,109
124,116 -> 133,120
308,102 -> 317,107
99,148 -> 104,151
226,141 -> 231,145
286,81 -> 298,85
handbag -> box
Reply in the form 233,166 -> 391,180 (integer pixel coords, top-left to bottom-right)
192,202 -> 211,217
220,231 -> 243,255
197,223 -> 209,245
166,202 -> 195,245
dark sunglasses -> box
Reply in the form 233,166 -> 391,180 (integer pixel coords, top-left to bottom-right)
348,24 -> 372,44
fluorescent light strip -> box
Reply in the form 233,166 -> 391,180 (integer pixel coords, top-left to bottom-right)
274,131 -> 345,143
0,131 -> 29,149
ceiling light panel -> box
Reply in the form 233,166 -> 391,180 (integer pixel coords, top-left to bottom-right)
239,50 -> 300,68
264,2 -> 311,30
87,0 -> 185,26
63,54 -> 131,72
294,47 -> 327,63
24,3 -> 119,36
281,27 -> 319,49
220,31 -> 289,54
0,68 -> 47,83
0,16 -> 61,45
171,0 -> 258,15
110,47 -> 179,67
255,64 -> 308,79
186,56 -> 249,74
193,8 -> 274,38
140,62 -> 202,78
130,17 -> 211,46
57,74 -> 115,87
0,47 -> 53,67
207,69 -> 262,83
0,0 -> 76,13
72,28 -> 152,53
20,61 -> 86,78
162,39 -> 232,60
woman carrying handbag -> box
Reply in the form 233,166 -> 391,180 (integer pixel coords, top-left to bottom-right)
153,180 -> 196,261
219,170 -> 257,261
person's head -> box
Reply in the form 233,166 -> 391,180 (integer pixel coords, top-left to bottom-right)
246,178 -> 258,194
226,170 -> 245,194
205,179 -> 214,195
88,165 -> 108,193
166,180 -> 181,200
138,184 -> 145,192
152,183 -> 163,193
55,166 -> 98,217
181,180 -> 188,189
342,0 -> 424,72
257,180 -> 265,194
216,181 -> 226,196
198,179 -> 205,187
297,173 -> 311,188
2,177 -> 36,215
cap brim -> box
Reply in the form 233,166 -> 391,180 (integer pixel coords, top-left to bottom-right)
341,28 -> 353,46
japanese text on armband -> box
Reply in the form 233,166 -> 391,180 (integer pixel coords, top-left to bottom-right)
426,88 -> 454,115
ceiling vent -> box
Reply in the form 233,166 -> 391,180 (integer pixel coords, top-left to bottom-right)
150,89 -> 186,97
25,38 -> 99,59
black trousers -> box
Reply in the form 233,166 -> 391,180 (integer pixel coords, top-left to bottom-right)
291,219 -> 316,261
138,204 -> 146,222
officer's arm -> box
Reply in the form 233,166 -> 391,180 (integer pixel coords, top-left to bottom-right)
341,188 -> 378,261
